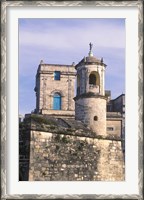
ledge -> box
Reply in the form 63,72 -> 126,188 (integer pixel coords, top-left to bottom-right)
21,114 -> 123,142
74,92 -> 107,100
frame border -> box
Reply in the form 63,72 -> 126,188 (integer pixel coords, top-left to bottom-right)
1,1 -> 143,199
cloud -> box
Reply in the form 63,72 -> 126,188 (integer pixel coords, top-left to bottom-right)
19,19 -> 125,50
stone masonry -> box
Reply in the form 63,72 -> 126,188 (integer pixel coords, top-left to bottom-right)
74,46 -> 107,136
75,96 -> 107,136
34,63 -> 76,116
19,44 -> 125,181
19,114 -> 125,181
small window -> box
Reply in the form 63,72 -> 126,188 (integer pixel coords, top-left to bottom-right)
54,71 -> 60,80
107,127 -> 114,131
94,116 -> 98,121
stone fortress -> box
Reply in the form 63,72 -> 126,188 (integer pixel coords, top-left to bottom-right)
19,43 -> 125,181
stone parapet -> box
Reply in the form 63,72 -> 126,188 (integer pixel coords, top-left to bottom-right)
41,109 -> 75,118
28,130 -> 124,181
19,115 -> 124,181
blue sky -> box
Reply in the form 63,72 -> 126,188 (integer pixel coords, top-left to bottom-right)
19,18 -> 125,115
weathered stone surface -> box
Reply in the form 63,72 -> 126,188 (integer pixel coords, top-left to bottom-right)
35,64 -> 76,115
75,97 -> 106,136
19,49 -> 125,182
19,115 -> 125,181
28,130 -> 124,181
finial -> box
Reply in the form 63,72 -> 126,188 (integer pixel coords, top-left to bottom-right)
72,62 -> 75,66
88,42 -> 93,57
84,56 -> 86,62
40,60 -> 44,64
101,57 -> 103,63
89,42 -> 93,51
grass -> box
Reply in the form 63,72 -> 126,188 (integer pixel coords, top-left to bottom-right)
31,114 -> 57,125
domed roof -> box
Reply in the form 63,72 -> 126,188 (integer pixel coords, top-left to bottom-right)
75,55 -> 106,69
85,56 -> 101,63
75,43 -> 107,69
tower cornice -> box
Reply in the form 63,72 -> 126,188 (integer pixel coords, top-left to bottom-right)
74,92 -> 107,101
75,56 -> 107,70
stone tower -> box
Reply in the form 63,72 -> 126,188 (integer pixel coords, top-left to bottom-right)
74,43 -> 107,136
34,61 -> 76,117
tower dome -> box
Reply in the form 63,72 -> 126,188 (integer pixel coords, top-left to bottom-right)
74,43 -> 107,136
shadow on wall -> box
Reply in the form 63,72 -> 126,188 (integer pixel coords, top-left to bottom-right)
19,122 -> 30,181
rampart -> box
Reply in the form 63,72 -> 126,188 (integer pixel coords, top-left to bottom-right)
19,114 -> 125,181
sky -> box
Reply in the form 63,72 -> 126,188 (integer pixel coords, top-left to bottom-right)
19,18 -> 125,116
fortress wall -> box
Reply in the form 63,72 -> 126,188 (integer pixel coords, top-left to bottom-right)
19,129 -> 30,181
27,130 -> 124,181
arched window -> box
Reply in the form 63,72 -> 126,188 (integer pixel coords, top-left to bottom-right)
94,116 -> 98,121
53,93 -> 61,110
89,71 -> 100,87
89,74 -> 96,85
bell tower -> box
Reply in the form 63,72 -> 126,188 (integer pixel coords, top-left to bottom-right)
74,43 -> 107,136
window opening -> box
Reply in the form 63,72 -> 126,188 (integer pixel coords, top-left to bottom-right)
89,74 -> 96,85
107,127 -> 114,131
53,93 -> 61,110
94,116 -> 98,121
54,71 -> 61,80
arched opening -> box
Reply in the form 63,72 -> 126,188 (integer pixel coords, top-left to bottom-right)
53,93 -> 61,110
89,71 -> 100,86
94,116 -> 98,121
89,74 -> 96,85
